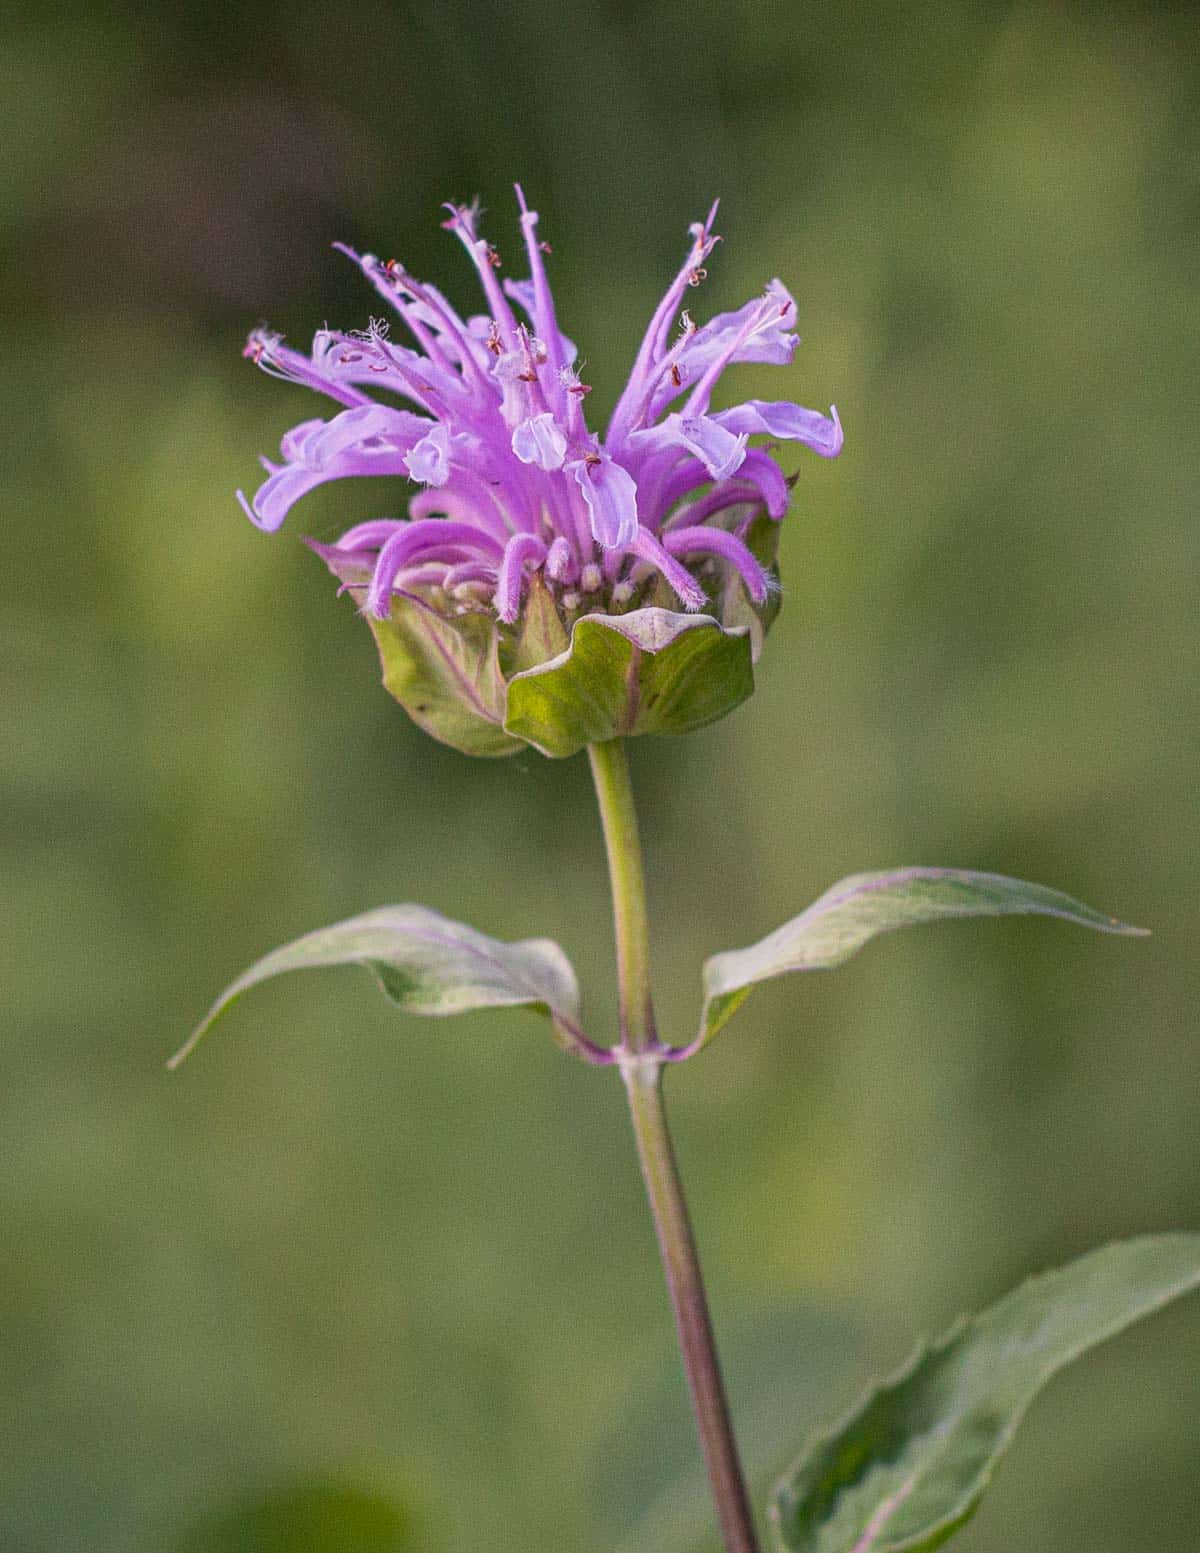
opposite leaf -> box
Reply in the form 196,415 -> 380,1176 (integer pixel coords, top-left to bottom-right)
170,905 -> 582,1068
698,867 -> 1146,1047
771,1234 -> 1200,1553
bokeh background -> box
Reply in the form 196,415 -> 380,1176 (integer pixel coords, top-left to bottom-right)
4,1 -> 1198,1549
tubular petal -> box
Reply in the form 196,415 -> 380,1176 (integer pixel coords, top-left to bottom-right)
545,536 -> 579,584
367,520 -> 506,618
494,533 -> 549,623
630,527 -> 708,612
730,450 -> 792,520
663,525 -> 770,604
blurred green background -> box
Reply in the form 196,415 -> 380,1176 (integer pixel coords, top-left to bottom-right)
4,0 -> 1198,1549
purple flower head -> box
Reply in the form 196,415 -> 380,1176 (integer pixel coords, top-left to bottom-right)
239,190 -> 842,633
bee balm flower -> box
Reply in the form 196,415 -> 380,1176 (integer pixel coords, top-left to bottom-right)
239,190 -> 841,757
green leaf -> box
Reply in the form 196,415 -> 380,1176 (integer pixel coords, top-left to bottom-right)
500,572 -> 571,675
315,549 -> 522,758
504,607 -> 754,759
170,905 -> 582,1068
368,593 -> 522,758
698,867 -> 1146,1047
717,509 -> 781,665
771,1234 -> 1200,1553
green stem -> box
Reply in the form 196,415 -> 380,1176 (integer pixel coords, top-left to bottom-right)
587,739 -> 760,1553
587,739 -> 657,1055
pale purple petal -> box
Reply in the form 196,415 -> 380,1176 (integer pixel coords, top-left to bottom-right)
545,536 -> 578,584
677,416 -> 749,480
440,202 -> 521,346
244,404 -> 438,530
305,404 -> 433,467
244,328 -> 370,410
625,412 -> 748,483
512,412 -> 568,471
333,244 -> 493,390
648,281 -> 799,419
714,400 -> 844,458
573,456 -> 640,549
245,464 -> 336,531
279,417 -> 327,463
404,424 -> 452,485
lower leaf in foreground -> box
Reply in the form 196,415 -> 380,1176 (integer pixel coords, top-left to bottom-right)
697,867 -> 1146,1049
771,1234 -> 1200,1553
170,905 -> 585,1068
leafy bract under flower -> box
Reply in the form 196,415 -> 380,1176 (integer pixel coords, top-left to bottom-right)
239,189 -> 841,754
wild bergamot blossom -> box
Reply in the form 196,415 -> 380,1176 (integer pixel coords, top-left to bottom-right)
239,189 -> 842,756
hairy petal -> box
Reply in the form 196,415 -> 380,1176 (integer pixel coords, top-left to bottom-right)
663,525 -> 771,604
544,535 -> 579,584
366,520 -> 506,618
494,533 -> 549,623
630,527 -> 708,611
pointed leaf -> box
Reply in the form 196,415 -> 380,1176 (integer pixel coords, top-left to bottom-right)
500,572 -> 571,675
170,905 -> 582,1067
772,1234 -> 1200,1553
717,509 -> 781,664
370,595 -> 520,758
504,607 -> 754,759
315,548 -> 522,758
699,868 -> 1146,1047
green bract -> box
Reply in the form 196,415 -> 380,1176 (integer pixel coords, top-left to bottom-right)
320,542 -> 777,759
